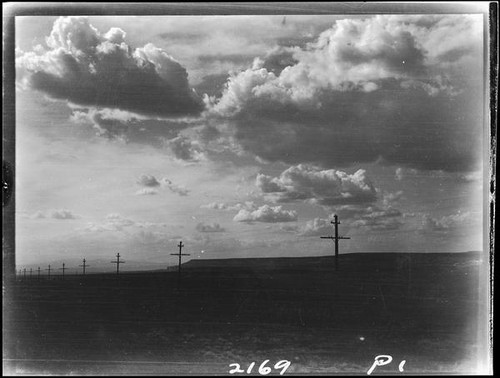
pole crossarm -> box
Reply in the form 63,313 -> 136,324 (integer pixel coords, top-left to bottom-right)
319,214 -> 351,270
59,263 -> 68,278
110,253 -> 125,274
79,258 -> 89,275
170,241 -> 190,288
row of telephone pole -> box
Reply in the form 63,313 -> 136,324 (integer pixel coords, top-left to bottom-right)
17,242 -> 191,284
17,217 -> 349,283
16,253 -> 126,281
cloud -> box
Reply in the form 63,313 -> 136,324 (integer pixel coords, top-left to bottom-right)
331,204 -> 404,231
233,204 -> 298,223
29,209 -> 78,220
16,16 -> 204,118
256,164 -> 377,206
195,222 -> 225,233
420,211 -> 475,234
200,201 -> 255,211
395,168 -> 404,181
82,213 -> 167,233
137,174 -> 160,187
349,207 -> 404,230
382,190 -> 404,206
165,136 -> 203,161
160,178 -> 189,196
207,15 -> 483,172
299,218 -> 334,236
135,175 -> 189,196
280,224 -> 300,233
135,188 -> 159,196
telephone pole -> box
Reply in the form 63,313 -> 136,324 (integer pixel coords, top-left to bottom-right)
79,258 -> 89,276
37,267 -> 40,281
45,264 -> 51,279
29,268 -> 33,281
170,241 -> 190,289
320,214 -> 351,271
59,263 -> 67,280
110,253 -> 125,275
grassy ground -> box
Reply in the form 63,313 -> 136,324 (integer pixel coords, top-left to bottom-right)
3,252 -> 486,375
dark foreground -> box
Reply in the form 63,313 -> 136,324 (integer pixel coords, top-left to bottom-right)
3,252 -> 488,375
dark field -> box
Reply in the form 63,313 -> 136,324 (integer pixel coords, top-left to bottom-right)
3,252 -> 487,375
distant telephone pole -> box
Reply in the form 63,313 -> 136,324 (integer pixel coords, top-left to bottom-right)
45,264 -> 51,279
37,267 -> 41,281
59,263 -> 67,280
79,258 -> 89,276
29,268 -> 33,281
320,214 -> 351,271
170,241 -> 190,288
110,253 -> 125,275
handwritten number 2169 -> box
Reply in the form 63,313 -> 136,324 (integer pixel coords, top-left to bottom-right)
229,360 -> 291,375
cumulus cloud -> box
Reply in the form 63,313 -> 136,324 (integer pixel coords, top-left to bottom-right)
16,16 -> 204,118
135,175 -> 189,196
165,136 -> 203,161
195,222 -> 226,233
82,213 -> 167,233
257,164 -> 377,206
160,178 -> 189,196
29,209 -> 78,220
135,188 -> 159,196
233,204 -> 298,223
137,174 -> 160,187
207,15 -> 483,172
299,218 -> 335,236
200,201 -> 255,211
420,211 -> 475,234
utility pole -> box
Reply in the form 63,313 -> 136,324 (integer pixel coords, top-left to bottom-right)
23,268 -> 26,280
59,263 -> 67,280
170,241 -> 190,289
320,214 -> 351,271
45,264 -> 51,279
29,268 -> 33,281
110,253 -> 125,275
37,267 -> 41,281
79,258 -> 89,276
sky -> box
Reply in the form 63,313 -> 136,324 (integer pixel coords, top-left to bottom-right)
14,13 -> 487,271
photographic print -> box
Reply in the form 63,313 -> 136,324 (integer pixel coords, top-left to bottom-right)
3,2 -> 495,376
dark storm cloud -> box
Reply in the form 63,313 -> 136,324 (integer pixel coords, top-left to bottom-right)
208,15 -> 483,172
17,17 -> 204,118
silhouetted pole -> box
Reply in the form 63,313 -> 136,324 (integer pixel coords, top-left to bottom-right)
110,253 -> 125,275
320,214 -> 351,271
59,263 -> 67,280
37,267 -> 41,281
23,268 -> 26,280
29,268 -> 33,281
170,241 -> 190,289
79,258 -> 89,276
45,264 -> 51,279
